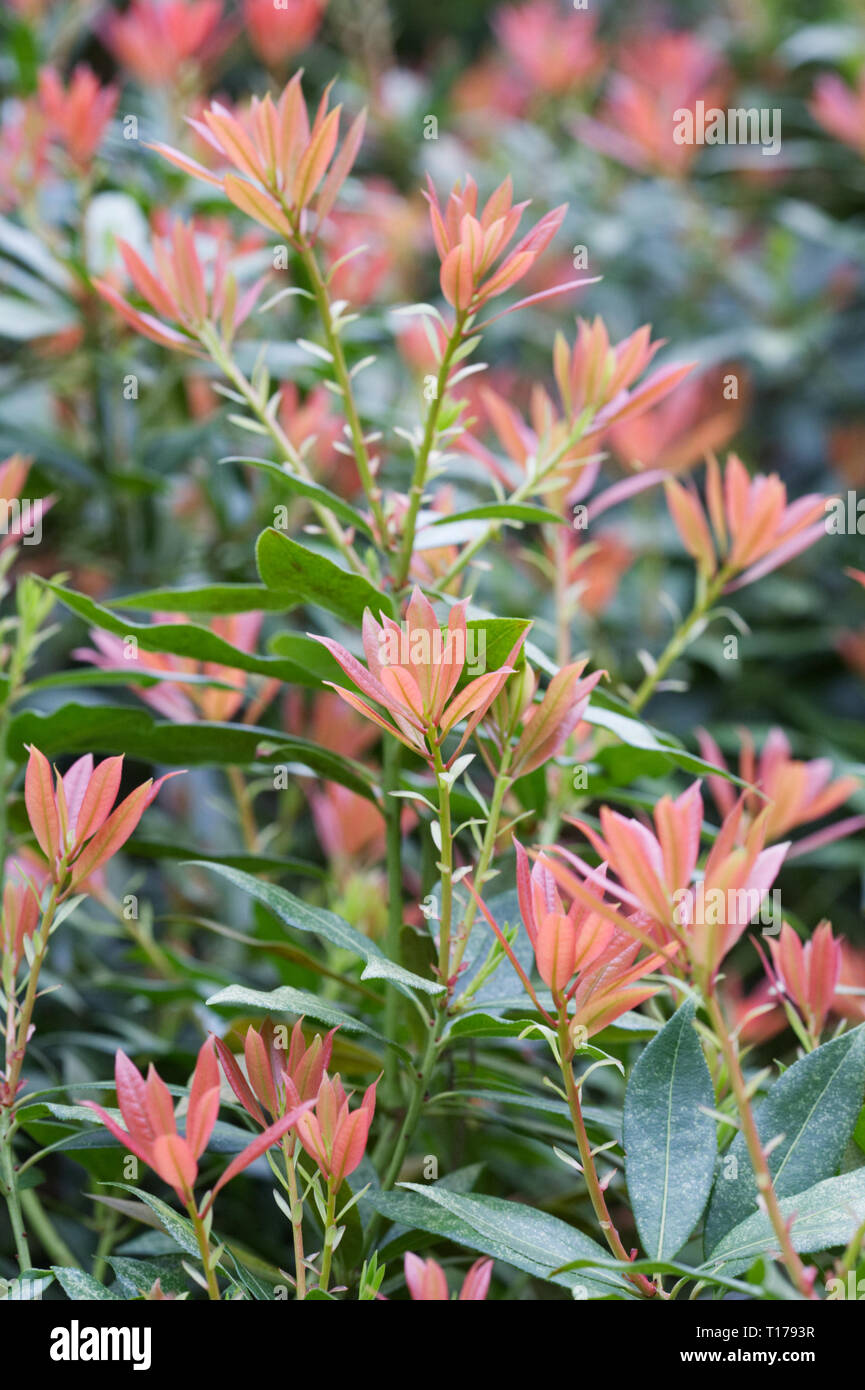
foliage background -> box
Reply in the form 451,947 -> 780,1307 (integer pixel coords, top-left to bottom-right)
1,0 -> 865,1297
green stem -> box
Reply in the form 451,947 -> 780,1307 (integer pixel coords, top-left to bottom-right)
227,765 -> 258,854
449,753 -> 513,983
200,324 -> 367,576
5,884 -> 60,1105
0,1118 -> 30,1270
298,243 -> 389,545
392,313 -> 467,591
189,1205 -> 221,1301
382,737 -> 403,1106
381,1013 -> 441,1193
318,1183 -> 338,1294
365,1010 -> 443,1254
282,1137 -> 306,1300
431,742 -> 453,985
629,571 -> 727,715
21,1187 -> 77,1268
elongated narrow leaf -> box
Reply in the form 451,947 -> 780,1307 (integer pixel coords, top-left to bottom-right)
365,1184 -> 635,1298
105,1185 -> 201,1258
226,457 -> 373,537
193,862 -> 444,997
8,706 -> 374,798
115,583 -> 298,613
706,1168 -> 865,1275
36,580 -> 312,683
428,503 -> 564,527
256,529 -> 392,623
51,1267 -> 122,1301
704,1024 -> 865,1255
623,998 -> 716,1260
205,984 -> 399,1055
127,841 -> 324,878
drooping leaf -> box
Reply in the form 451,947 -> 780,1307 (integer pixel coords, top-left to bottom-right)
7,705 -> 375,797
205,983 -> 394,1050
105,1185 -> 201,1259
192,862 -> 444,997
107,1255 -> 189,1298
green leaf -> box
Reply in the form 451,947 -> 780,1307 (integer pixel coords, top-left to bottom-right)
704,1024 -> 865,1255
51,1267 -> 123,1300
446,1013 -> 540,1040
127,841 -> 324,879
205,982 -> 388,1041
107,1255 -> 189,1298
115,583 -> 298,614
623,999 -> 716,1260
256,529 -> 392,624
364,1184 -> 635,1298
106,1185 -> 201,1259
428,503 -> 564,527
191,861 -> 444,997
583,692 -> 746,783
36,579 -> 315,684
453,617 -> 529,697
6,704 -> 374,798
251,736 -> 377,800
226,457 -> 374,538
706,1169 -> 865,1275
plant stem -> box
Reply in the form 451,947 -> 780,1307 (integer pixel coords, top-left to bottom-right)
190,1205 -> 221,1300
629,571 -> 726,714
553,522 -> 571,667
0,1117 -> 30,1269
20,1188 -> 77,1267
382,737 -> 403,1106
431,742 -> 453,985
282,1137 -> 306,1300
5,885 -> 60,1105
227,765 -> 258,853
557,1015 -> 656,1299
381,1012 -> 441,1193
318,1183 -> 337,1294
200,324 -> 367,576
298,243 -> 389,545
90,1199 -> 120,1282
705,991 -> 814,1298
364,1010 -> 443,1255
449,753 -> 513,983
392,313 -> 467,590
